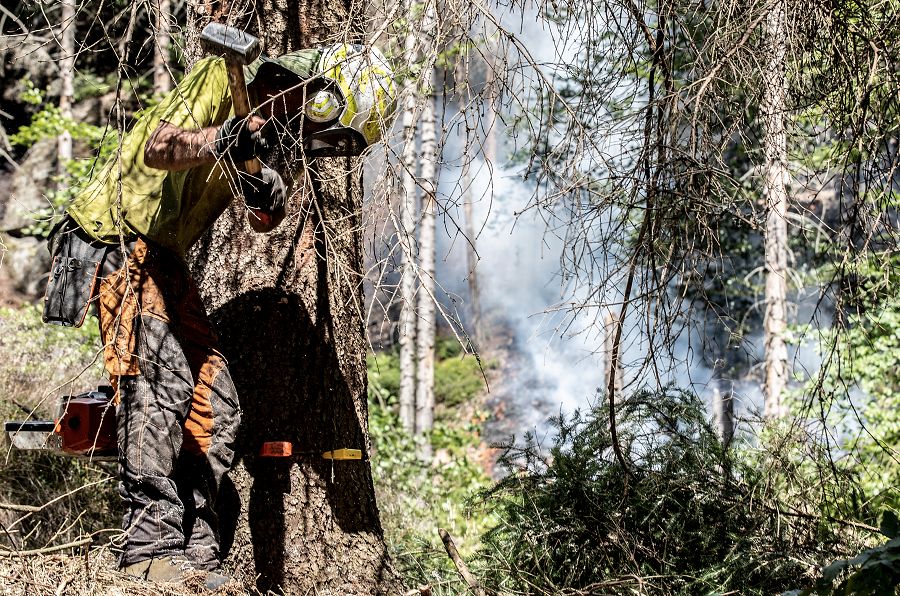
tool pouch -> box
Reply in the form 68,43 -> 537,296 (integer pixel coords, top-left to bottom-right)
42,218 -> 108,328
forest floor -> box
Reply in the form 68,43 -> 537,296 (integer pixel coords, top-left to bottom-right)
0,548 -> 249,595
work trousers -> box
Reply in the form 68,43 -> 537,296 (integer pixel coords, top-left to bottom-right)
96,238 -> 241,569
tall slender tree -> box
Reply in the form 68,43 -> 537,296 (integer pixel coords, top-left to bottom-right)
415,88 -> 437,459
57,0 -> 75,176
186,2 -> 401,592
152,0 -> 173,95
457,56 -> 483,345
414,0 -> 438,459
761,0 -> 790,419
398,0 -> 420,433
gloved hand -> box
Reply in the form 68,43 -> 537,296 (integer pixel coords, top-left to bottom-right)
238,167 -> 285,212
214,116 -> 274,163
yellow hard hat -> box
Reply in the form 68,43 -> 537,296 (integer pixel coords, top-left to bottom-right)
313,43 -> 397,152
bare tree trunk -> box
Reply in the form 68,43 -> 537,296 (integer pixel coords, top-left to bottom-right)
461,153 -> 481,342
457,58 -> 482,346
712,385 -> 734,446
57,0 -> 75,178
415,91 -> 437,457
187,3 -> 400,592
483,51 -> 498,166
603,311 -> 623,399
415,91 -> 437,460
414,0 -> 438,459
761,0 -> 790,420
398,0 -> 419,433
152,0 -> 173,95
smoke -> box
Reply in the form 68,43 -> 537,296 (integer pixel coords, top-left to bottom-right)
435,154 -> 836,439
427,7 -> 717,438
379,2 -> 838,439
436,163 -> 601,430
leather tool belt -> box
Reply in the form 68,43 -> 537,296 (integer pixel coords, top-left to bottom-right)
42,217 -> 109,328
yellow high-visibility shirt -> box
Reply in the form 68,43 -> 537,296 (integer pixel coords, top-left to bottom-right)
68,57 -> 236,255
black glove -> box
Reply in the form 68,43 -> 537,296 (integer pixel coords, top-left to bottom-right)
239,167 -> 285,212
215,116 -> 274,163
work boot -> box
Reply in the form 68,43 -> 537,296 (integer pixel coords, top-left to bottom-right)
121,555 -> 194,583
203,569 -> 233,591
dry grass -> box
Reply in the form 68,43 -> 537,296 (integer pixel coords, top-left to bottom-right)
0,307 -> 255,594
0,547 -> 252,595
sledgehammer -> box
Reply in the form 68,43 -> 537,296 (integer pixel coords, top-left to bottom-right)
200,22 -> 263,176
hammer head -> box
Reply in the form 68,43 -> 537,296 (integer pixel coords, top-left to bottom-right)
200,23 -> 261,65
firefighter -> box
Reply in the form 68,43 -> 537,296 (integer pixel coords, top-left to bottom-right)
44,44 -> 395,587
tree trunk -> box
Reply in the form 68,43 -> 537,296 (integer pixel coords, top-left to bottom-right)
415,89 -> 437,458
152,0 -> 172,95
461,150 -> 481,343
761,0 -> 789,420
483,50 -> 498,166
187,3 -> 400,593
57,0 -> 75,177
414,0 -> 438,459
603,311 -> 623,400
457,58 -> 482,346
398,0 -> 419,433
712,385 -> 734,446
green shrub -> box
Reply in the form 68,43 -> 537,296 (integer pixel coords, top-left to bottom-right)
367,349 -> 494,594
367,352 -> 400,400
435,335 -> 463,360
9,79 -> 120,237
788,511 -> 900,595
434,356 -> 486,407
475,388 -> 857,595
806,254 -> 900,514
368,375 -> 493,552
367,342 -> 489,409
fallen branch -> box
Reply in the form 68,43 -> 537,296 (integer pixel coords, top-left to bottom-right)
438,528 -> 485,596
0,503 -> 41,513
0,536 -> 93,557
0,477 -> 112,525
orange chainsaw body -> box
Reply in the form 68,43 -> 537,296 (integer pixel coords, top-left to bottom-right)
55,388 -> 117,456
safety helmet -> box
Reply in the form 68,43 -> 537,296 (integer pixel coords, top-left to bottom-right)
307,43 -> 397,157
246,43 -> 397,157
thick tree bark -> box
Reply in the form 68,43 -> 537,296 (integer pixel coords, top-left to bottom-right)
187,2 -> 400,593
761,0 -> 789,419
152,0 -> 173,95
398,0 -> 419,433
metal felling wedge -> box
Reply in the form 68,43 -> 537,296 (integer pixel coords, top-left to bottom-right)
322,448 -> 362,460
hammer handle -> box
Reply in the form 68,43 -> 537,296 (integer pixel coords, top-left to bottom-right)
225,61 -> 262,176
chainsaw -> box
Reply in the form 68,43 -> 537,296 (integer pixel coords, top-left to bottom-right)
6,387 -> 363,462
5,387 -> 117,460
